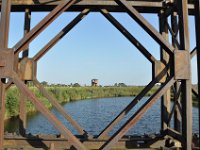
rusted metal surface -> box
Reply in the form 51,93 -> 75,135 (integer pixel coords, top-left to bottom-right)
13,0 -> 78,55
19,8 -> 31,132
0,0 -> 197,14
3,134 -> 165,149
22,8 -> 31,58
0,83 -> 5,150
153,61 -> 166,83
0,1 -> 11,149
18,58 -> 36,81
174,50 -> 190,80
0,0 -> 11,48
0,0 -> 198,149
0,50 -> 14,78
159,12 -> 170,132
178,1 -> 192,150
171,12 -> 181,133
12,72 -> 87,150
1,1 -> 164,13
167,83 -> 182,127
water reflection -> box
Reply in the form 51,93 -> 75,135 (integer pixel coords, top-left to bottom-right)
5,97 -> 199,136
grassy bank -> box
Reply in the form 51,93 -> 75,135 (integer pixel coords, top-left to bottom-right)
5,86 -> 157,119
5,85 -> 198,119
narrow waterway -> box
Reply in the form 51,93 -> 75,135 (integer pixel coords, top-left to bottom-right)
5,97 -> 199,136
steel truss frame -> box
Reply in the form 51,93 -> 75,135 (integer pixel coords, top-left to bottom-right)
0,0 -> 199,149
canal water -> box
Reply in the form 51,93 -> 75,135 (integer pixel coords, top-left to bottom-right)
5,97 -> 199,136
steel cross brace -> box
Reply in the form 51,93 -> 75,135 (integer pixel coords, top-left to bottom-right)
33,79 -> 89,137
100,77 -> 175,150
29,9 -> 90,137
33,8 -> 90,62
0,0 -> 88,149
100,9 -> 157,64
12,72 -> 87,150
13,0 -> 79,55
17,7 -> 92,146
114,0 -> 174,56
177,1 -> 192,149
97,0 -> 175,140
97,63 -> 170,139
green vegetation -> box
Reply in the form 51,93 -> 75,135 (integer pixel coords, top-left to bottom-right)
5,85 -> 198,119
5,86 -> 158,119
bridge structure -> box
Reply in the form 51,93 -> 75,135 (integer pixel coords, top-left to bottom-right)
0,0 -> 199,149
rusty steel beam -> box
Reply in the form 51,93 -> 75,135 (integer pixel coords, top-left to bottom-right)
100,9 -> 157,64
3,134 -> 164,149
173,82 -> 182,132
115,0 -> 174,56
1,0 -> 164,13
13,0 -> 78,55
33,8 -> 90,62
100,77 -> 175,150
0,0 -> 197,14
0,0 -> 11,149
195,0 -> 200,147
97,64 -> 168,139
22,8 -> 31,58
167,83 -> 182,126
178,1 -> 192,149
166,23 -> 180,50
19,8 -> 32,136
0,83 -> 5,149
12,72 -> 86,150
0,0 -> 11,48
171,12 -> 181,133
159,10 -> 170,132
33,79 -> 90,137
1,0 -> 164,5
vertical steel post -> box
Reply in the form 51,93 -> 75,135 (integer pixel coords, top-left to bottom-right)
178,1 -> 192,149
159,10 -> 170,132
0,0 -> 11,149
195,0 -> 200,147
171,12 -> 181,132
19,8 -> 31,136
22,8 -> 31,58
0,84 -> 5,150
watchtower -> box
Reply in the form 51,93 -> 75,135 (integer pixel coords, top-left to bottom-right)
91,79 -> 99,86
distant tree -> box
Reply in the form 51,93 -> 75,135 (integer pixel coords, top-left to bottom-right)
118,83 -> 127,87
41,81 -> 48,86
73,83 -> 81,87
114,83 -> 118,87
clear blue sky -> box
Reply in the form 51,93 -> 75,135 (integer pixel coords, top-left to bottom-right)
8,12 -> 197,86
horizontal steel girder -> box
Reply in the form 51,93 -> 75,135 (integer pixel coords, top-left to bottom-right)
0,0 -> 196,14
